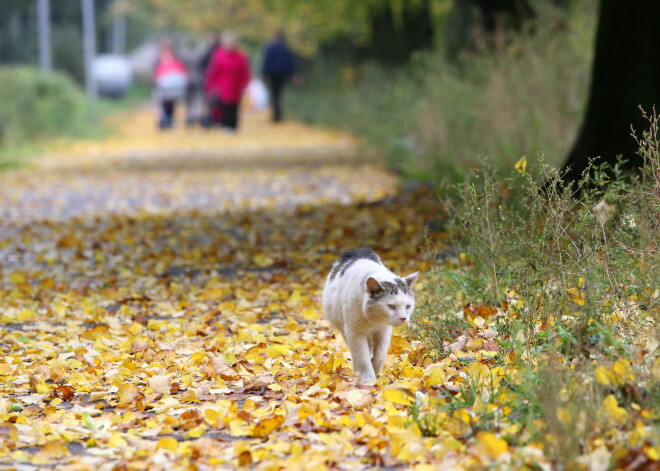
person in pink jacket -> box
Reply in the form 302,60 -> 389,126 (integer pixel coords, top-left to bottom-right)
153,41 -> 189,129
204,31 -> 251,131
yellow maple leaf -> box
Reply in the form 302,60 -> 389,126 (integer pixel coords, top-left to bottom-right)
594,365 -> 611,385
609,358 -> 634,386
156,437 -> 178,452
18,309 -> 37,322
301,308 -> 319,320
287,289 -> 302,306
187,426 -> 206,438
476,432 -> 509,459
383,388 -> 412,406
602,394 -> 628,425
264,344 -> 289,358
466,338 -> 485,351
465,362 -> 490,383
645,446 -> 660,461
107,432 -> 128,448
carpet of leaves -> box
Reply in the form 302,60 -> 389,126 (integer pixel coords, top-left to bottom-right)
0,109 -> 657,470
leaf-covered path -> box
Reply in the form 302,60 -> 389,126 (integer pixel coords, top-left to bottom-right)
0,109 -> 458,470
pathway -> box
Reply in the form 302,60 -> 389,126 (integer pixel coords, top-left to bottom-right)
0,108 -> 454,470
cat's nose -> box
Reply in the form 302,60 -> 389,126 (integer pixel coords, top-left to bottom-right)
399,317 -> 407,323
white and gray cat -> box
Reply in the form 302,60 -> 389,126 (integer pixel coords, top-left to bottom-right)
322,249 -> 418,384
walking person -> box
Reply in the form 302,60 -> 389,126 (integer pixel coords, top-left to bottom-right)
153,41 -> 189,129
179,38 -> 207,126
199,34 -> 222,127
261,31 -> 298,122
204,32 -> 251,132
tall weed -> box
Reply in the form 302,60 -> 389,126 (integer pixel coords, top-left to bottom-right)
412,112 -> 659,465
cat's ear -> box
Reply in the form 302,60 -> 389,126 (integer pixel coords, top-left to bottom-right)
404,272 -> 419,288
366,277 -> 383,296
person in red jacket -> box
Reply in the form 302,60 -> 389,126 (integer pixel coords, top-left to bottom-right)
153,41 -> 189,129
204,31 -> 251,131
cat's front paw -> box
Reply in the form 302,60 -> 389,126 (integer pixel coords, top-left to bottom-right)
358,375 -> 377,386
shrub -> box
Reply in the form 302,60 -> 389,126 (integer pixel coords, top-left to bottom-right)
0,66 -> 88,146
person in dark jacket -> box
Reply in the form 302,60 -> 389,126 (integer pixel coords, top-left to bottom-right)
261,31 -> 297,122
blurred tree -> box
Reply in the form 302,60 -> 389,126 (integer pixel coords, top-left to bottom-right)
562,0 -> 660,182
369,0 -> 434,64
134,0 -> 438,62
0,1 -> 37,65
445,0 -> 533,59
0,1 -> 142,83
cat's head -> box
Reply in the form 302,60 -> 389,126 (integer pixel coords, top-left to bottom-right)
365,273 -> 419,327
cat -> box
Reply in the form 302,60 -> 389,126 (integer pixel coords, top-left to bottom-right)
322,248 -> 419,384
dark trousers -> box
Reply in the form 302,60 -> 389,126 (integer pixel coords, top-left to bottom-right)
159,100 -> 175,128
267,75 -> 288,122
220,102 -> 239,130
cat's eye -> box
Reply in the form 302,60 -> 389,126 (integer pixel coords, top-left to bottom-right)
387,304 -> 396,310
405,305 -> 411,310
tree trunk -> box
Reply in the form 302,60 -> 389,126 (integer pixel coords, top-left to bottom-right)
562,0 -> 660,183
400,0 -> 434,58
369,0 -> 434,64
370,4 -> 398,63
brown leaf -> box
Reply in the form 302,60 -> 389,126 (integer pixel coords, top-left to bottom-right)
446,335 -> 468,351
28,375 -> 39,393
237,450 -> 252,466
116,383 -> 144,408
251,415 -> 285,437
153,350 -> 176,363
483,340 -> 502,352
33,440 -> 69,463
130,341 -> 149,353
51,385 -> 75,401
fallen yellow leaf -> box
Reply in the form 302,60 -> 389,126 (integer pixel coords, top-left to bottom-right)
383,388 -> 412,406
156,437 -> 179,452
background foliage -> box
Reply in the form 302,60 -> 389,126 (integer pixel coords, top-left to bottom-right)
0,67 -> 88,146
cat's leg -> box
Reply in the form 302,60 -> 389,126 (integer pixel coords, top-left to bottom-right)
345,331 -> 377,383
367,334 -> 375,359
371,326 -> 392,375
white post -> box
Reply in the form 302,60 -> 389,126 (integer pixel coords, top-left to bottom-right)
37,0 -> 52,73
81,0 -> 97,99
